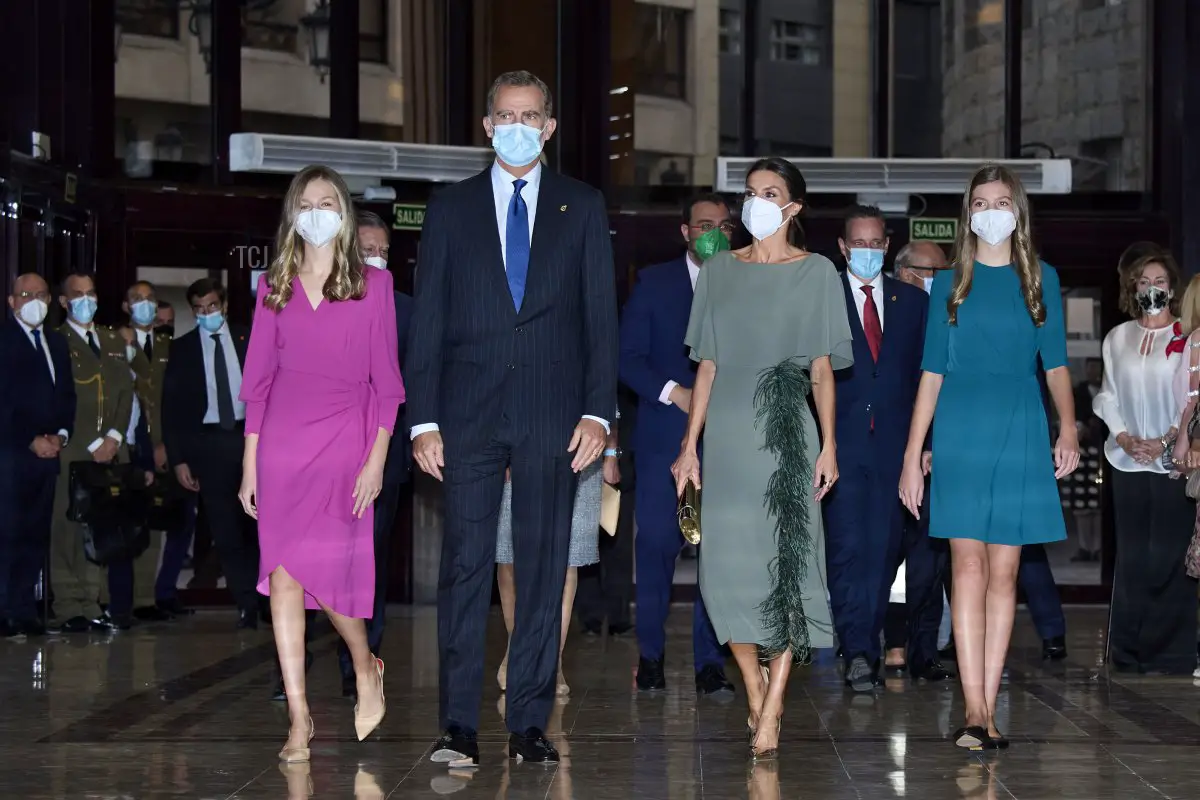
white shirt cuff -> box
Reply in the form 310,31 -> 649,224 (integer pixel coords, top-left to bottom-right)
582,415 -> 610,434
659,380 -> 679,405
106,430 -> 124,444
410,423 -> 440,440
87,438 -> 104,454
57,429 -> 69,445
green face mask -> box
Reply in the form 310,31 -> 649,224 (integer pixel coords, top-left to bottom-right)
693,227 -> 730,261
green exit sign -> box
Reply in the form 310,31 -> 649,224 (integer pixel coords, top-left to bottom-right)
909,217 -> 958,243
392,203 -> 426,231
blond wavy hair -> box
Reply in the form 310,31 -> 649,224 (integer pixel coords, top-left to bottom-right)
1178,274 -> 1200,336
947,163 -> 1045,327
263,165 -> 364,312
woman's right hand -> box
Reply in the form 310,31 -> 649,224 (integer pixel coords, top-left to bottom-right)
238,467 -> 258,519
671,449 -> 701,497
898,455 -> 925,519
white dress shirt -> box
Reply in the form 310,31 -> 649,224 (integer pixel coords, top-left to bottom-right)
658,254 -> 703,405
200,322 -> 246,424
1093,319 -> 1186,474
66,319 -> 124,452
18,321 -> 70,444
126,328 -> 157,444
848,271 -> 885,330
411,160 -> 608,439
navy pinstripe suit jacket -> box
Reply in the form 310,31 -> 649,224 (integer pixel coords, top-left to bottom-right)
406,167 -> 619,458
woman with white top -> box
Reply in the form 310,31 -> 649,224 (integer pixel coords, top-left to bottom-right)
1094,245 -> 1195,674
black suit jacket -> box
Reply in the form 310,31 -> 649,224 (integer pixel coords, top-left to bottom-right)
386,290 -> 413,483
406,167 -> 619,457
161,324 -> 249,468
0,318 -> 76,477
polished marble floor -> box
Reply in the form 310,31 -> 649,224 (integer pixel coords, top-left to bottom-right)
1,604 -> 1196,799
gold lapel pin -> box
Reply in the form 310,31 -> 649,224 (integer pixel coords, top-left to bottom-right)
560,204 -> 568,212
891,295 -> 897,301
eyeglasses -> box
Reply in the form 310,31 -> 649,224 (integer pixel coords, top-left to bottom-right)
16,290 -> 50,302
689,222 -> 736,234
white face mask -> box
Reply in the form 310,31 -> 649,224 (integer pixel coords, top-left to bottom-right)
364,256 -> 388,270
19,298 -> 48,328
970,208 -> 1017,247
295,209 -> 342,248
922,276 -> 933,294
741,197 -> 795,241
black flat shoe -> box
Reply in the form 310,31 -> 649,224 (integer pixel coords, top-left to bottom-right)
432,726 -> 480,769
1042,635 -> 1067,661
912,660 -> 955,682
636,657 -> 666,691
953,726 -> 996,750
508,728 -> 559,764
990,732 -> 1010,749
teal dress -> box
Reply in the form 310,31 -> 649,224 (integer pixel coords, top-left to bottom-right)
923,262 -> 1067,545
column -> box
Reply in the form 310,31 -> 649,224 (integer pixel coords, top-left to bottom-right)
210,0 -> 241,184
330,0 -> 360,139
444,0 -> 474,146
1154,0 -> 1200,275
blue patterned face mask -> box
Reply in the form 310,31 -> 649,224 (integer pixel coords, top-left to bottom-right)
490,123 -> 545,167
847,248 -> 885,281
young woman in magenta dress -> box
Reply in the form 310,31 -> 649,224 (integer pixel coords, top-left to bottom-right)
898,164 -> 1079,750
237,165 -> 405,762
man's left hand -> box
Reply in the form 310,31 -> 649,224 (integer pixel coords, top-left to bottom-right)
567,418 -> 606,473
153,443 -> 168,471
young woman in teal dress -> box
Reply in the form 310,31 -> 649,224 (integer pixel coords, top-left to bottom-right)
898,164 -> 1080,750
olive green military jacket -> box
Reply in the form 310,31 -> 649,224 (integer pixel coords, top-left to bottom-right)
128,328 -> 172,448
58,323 -> 136,459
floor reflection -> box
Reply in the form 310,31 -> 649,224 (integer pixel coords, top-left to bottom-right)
0,606 -> 1192,798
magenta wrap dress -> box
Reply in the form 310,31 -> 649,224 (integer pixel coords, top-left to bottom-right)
239,267 -> 406,618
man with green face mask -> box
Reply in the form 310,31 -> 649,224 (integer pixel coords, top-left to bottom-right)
617,193 -> 735,696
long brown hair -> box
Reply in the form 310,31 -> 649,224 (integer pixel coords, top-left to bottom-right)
263,165 -> 364,312
947,164 -> 1044,326
1117,247 -> 1182,319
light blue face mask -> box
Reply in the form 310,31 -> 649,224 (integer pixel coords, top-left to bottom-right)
847,248 -> 885,281
490,123 -> 545,167
197,312 -> 225,333
70,296 -> 98,324
130,299 -> 156,327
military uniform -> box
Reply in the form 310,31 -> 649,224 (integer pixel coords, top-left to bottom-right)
128,328 -> 172,608
52,323 -> 135,624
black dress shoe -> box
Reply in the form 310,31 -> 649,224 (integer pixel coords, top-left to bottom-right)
133,605 -> 173,622
579,620 -> 603,636
94,612 -> 130,631
237,609 -> 258,630
50,616 -> 92,634
0,619 -> 24,639
157,598 -> 195,617
508,728 -> 559,763
1042,635 -> 1067,661
636,657 -> 666,691
939,638 -> 956,661
695,664 -> 735,695
608,621 -> 633,636
431,726 -> 479,768
911,660 -> 954,682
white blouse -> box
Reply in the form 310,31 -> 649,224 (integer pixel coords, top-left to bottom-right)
1093,319 -> 1188,474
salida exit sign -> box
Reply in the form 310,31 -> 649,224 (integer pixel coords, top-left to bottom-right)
392,203 -> 426,231
909,217 -> 958,243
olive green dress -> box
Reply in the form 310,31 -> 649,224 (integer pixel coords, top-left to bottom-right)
685,251 -> 853,658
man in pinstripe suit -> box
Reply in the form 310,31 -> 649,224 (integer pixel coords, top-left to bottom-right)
407,70 -> 619,767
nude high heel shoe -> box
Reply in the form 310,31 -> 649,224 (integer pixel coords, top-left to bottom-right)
278,717 -> 315,763
355,657 -> 386,742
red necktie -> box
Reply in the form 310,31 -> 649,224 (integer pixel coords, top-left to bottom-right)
861,285 -> 882,362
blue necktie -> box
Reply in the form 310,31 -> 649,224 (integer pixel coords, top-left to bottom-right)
506,178 -> 530,310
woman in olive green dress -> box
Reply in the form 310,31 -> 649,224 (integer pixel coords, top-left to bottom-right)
672,157 -> 853,759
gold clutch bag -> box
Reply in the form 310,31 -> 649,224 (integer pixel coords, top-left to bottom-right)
677,479 -> 701,546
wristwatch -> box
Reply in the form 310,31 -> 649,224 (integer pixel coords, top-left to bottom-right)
603,447 -> 621,458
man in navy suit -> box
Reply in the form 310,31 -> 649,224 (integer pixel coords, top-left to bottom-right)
408,70 -> 618,767
619,193 -> 732,695
0,273 -> 76,638
825,207 -> 933,692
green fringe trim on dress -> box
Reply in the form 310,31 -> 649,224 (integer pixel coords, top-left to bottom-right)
752,359 -> 815,665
